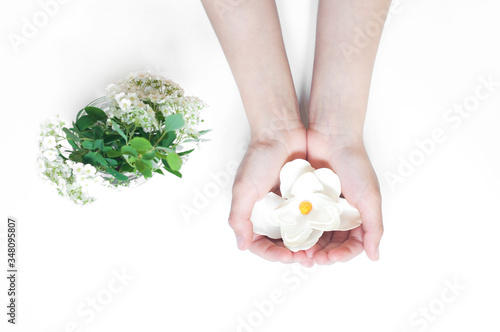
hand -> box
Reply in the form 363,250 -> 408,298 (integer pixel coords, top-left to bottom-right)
229,126 -> 308,264
304,128 -> 383,265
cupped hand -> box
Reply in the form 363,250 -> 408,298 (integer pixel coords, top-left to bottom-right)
304,128 -> 383,265
229,126 -> 308,264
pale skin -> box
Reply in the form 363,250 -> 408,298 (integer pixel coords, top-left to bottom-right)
201,0 -> 391,266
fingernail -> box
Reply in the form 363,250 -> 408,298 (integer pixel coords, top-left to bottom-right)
236,235 -> 245,250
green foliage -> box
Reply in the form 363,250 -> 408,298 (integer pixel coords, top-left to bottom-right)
166,153 -> 182,171
85,107 -> 108,122
62,99 -> 209,185
76,115 -> 97,131
121,146 -> 138,157
164,114 -> 185,132
129,137 -> 152,152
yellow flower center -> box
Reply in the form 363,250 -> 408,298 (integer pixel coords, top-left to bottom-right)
299,201 -> 312,215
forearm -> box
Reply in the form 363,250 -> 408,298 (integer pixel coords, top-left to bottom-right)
309,0 -> 392,144
201,0 -> 302,136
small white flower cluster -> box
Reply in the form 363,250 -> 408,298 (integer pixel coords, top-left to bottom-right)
37,116 -> 109,205
106,72 -> 206,136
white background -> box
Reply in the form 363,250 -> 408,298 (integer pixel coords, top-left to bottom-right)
2,0 -> 500,331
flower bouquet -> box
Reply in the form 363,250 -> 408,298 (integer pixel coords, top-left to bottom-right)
38,72 -> 209,204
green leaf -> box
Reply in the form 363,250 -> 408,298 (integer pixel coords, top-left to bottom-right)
107,150 -> 122,158
155,151 -> 168,160
76,108 -> 86,120
156,146 -> 175,153
92,126 -> 104,139
94,153 -> 108,166
80,131 -> 93,139
63,128 -> 80,142
141,167 -> 153,179
94,139 -> 104,151
178,149 -> 194,157
83,151 -> 108,166
164,114 -> 185,132
144,168 -> 153,178
105,158 -> 118,166
142,150 -> 156,160
199,129 -> 212,136
135,159 -> 146,172
141,159 -> 153,169
102,146 -> 112,153
120,163 -> 134,172
162,163 -> 182,178
110,120 -> 127,141
129,137 -> 152,152
68,140 -> 79,151
85,107 -> 108,122
69,151 -> 85,163
106,167 -> 128,182
83,151 -> 97,164
76,115 -> 97,131
153,169 -> 164,175
121,146 -> 138,157
104,134 -> 122,143
166,153 -> 182,171
161,132 -> 176,147
82,140 -> 94,150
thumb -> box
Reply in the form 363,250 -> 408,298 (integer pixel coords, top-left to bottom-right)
228,180 -> 257,250
359,195 -> 383,261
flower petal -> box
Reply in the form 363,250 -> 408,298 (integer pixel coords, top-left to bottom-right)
273,200 -> 300,225
285,230 -> 324,252
281,221 -> 313,246
290,172 -> 324,197
314,168 -> 341,201
279,159 -> 315,198
308,207 -> 341,231
250,192 -> 284,239
337,198 -> 362,230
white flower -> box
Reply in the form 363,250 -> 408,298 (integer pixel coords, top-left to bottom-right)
42,136 -> 57,149
37,158 -> 46,173
83,164 -> 96,176
71,162 -> 85,176
251,159 -> 362,252
42,149 -> 58,162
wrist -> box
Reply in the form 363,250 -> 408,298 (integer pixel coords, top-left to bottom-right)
248,103 -> 305,143
307,122 -> 364,151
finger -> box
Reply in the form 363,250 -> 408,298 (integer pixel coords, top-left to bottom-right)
228,180 -> 259,251
313,250 -> 334,265
292,250 -> 307,263
301,258 -> 315,268
359,193 -> 383,261
327,227 -> 364,263
304,232 -> 331,259
249,237 -> 293,263
312,231 -> 349,264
